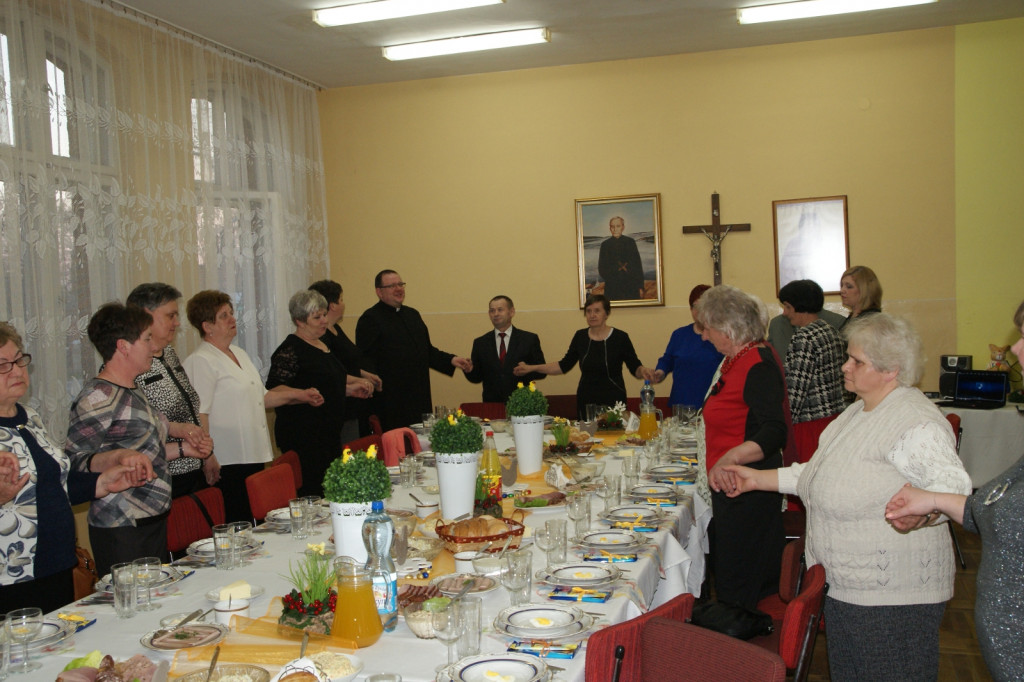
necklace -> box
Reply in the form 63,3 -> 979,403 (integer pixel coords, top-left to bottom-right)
719,341 -> 760,376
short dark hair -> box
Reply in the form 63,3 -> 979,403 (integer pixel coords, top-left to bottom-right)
87,302 -> 153,362
374,270 -> 398,289
778,279 -> 824,314
126,282 -> 182,311
186,290 -> 233,338
688,284 -> 712,308
309,280 -> 342,305
584,294 -> 611,315
490,295 -> 514,308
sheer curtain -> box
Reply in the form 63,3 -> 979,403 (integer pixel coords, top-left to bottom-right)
0,0 -> 328,438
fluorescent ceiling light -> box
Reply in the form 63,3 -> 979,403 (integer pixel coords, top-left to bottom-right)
314,0 -> 503,27
737,0 -> 938,25
382,27 -> 550,61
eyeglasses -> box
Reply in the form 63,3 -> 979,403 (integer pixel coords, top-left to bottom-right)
0,354 -> 31,374
379,282 -> 407,289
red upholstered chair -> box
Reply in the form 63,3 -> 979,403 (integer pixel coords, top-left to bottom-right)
749,564 -> 828,682
944,413 -> 967,568
381,427 -> 422,466
368,414 -> 384,436
343,434 -> 384,455
459,402 -> 506,420
272,450 -> 303,492
246,464 -> 298,522
584,592 -> 694,682
757,537 -> 807,621
640,618 -> 786,682
545,394 -> 578,420
167,486 -> 226,559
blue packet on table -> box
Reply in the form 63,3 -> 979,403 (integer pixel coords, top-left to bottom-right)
644,497 -> 677,507
582,552 -> 637,563
548,586 -> 612,603
610,521 -> 657,532
508,641 -> 579,659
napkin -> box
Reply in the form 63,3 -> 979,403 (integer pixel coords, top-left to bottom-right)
508,641 -> 579,659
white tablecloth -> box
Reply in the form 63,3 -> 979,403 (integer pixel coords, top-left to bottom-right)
35,433 -> 708,682
938,404 -> 1024,486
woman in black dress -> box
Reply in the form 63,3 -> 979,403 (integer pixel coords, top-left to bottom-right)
267,290 -> 374,496
514,294 -> 655,419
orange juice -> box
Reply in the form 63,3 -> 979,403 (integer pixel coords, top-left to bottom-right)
638,411 -> 659,440
332,563 -> 383,647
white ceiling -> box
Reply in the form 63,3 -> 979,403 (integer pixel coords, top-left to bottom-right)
114,0 -> 1024,89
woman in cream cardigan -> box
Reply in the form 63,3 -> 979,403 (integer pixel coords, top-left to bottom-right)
719,313 -> 972,681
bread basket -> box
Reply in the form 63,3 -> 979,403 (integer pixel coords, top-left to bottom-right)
435,510 -> 526,554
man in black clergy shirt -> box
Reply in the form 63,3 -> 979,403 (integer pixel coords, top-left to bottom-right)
356,270 -> 472,431
464,295 -> 546,403
598,216 -> 645,301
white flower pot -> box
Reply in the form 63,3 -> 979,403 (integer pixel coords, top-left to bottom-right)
330,501 -> 372,564
511,415 -> 545,475
435,452 -> 480,519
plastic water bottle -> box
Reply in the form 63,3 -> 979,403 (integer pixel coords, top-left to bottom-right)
362,500 -> 397,631
640,380 -> 655,408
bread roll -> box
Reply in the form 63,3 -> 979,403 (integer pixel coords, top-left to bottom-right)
486,518 -> 508,535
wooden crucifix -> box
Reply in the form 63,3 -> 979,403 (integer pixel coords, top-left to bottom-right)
682,192 -> 751,285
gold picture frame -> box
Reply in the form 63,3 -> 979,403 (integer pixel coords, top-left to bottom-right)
575,193 -> 664,308
772,195 -> 850,295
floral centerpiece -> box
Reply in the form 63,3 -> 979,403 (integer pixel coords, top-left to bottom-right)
599,401 -> 627,430
506,381 -> 548,475
506,381 -> 549,417
430,409 -> 484,518
323,445 -> 392,562
548,416 -> 578,455
278,544 -> 337,634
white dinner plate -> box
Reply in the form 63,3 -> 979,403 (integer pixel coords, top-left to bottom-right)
577,529 -> 643,548
96,565 -> 185,593
140,623 -> 229,651
187,538 -> 262,558
628,483 -> 677,501
495,604 -> 586,637
430,573 -> 499,596
646,463 -> 692,477
265,506 -> 329,525
535,563 -> 621,587
449,653 -> 547,682
205,584 -> 265,602
600,504 -> 667,523
27,619 -> 74,651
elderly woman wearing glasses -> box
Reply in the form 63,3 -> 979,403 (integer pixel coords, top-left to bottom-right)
0,322 -> 152,613
268,290 -> 374,496
722,313 -> 972,681
692,285 -> 789,610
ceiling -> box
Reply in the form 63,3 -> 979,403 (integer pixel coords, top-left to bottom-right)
114,0 -> 1024,89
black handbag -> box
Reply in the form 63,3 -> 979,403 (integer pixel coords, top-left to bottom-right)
690,600 -> 774,640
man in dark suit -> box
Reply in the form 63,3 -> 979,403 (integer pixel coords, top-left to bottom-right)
464,295 -> 546,403
356,269 -> 472,431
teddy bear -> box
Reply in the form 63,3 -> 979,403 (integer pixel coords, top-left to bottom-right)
988,344 -> 1011,372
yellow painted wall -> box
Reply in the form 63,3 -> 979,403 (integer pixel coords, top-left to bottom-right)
955,18 -> 1024,385
318,27 -> 959,408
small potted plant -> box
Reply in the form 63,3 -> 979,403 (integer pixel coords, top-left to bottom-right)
506,381 -> 548,475
278,545 -> 337,634
430,410 -> 484,519
323,444 -> 392,563
548,416 -> 578,455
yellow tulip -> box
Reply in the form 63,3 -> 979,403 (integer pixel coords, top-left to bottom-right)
342,449 -> 352,463
529,381 -> 536,392
367,444 -> 377,459
517,382 -> 524,389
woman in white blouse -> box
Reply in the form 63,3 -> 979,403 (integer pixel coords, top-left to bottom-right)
183,291 -> 321,522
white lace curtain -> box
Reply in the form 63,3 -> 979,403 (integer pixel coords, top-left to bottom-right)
0,0 -> 329,438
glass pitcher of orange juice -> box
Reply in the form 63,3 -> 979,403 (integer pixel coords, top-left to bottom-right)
332,556 -> 386,647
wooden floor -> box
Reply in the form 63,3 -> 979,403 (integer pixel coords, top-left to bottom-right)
803,526 -> 993,681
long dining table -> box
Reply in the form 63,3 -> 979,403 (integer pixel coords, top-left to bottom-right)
35,427 -> 709,682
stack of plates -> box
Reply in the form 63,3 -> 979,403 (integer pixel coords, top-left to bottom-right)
493,604 -> 593,641
599,504 -> 667,525
96,565 -> 186,594
446,653 -> 548,682
535,562 -> 621,588
627,483 -> 678,502
646,463 -> 693,477
575,528 -> 648,552
186,538 -> 262,561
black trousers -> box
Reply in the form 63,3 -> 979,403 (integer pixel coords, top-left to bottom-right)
89,517 -> 168,577
709,488 -> 785,609
0,567 -> 74,614
216,462 -> 266,524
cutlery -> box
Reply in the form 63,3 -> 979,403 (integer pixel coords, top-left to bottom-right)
300,631 -> 310,658
409,493 -> 425,505
496,535 -> 514,559
453,579 -> 475,602
149,608 -> 204,640
205,645 -> 220,682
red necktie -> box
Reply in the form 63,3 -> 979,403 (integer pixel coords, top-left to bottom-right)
499,332 -> 507,364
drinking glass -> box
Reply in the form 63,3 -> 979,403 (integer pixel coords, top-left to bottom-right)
289,498 -> 308,540
567,492 -> 591,538
500,549 -> 532,606
399,458 -> 417,488
432,605 -> 460,672
230,521 -> 254,566
533,526 -> 554,569
133,556 -> 162,611
301,496 -> 321,535
455,596 -> 482,658
213,523 -> 236,569
111,561 -> 137,618
0,614 -> 9,680
622,456 -> 641,488
593,476 -> 611,513
546,518 -> 567,564
5,607 -> 42,674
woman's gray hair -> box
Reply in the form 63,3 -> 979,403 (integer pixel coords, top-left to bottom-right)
0,322 -> 23,352
693,285 -> 768,345
288,289 -> 327,324
844,313 -> 925,387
